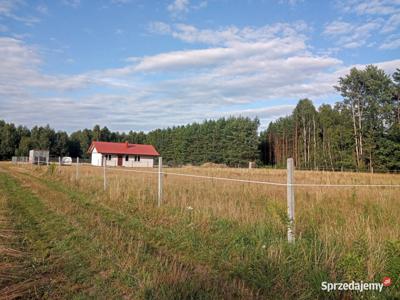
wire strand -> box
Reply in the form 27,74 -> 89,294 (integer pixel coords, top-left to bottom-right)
102,166 -> 400,188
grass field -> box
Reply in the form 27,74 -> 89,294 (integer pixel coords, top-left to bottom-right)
1,162 -> 399,299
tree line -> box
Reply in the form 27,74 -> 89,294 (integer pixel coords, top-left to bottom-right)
1,65 -> 399,170
260,66 -> 400,172
0,117 -> 259,167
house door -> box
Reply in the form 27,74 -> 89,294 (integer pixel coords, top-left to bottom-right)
117,155 -> 123,166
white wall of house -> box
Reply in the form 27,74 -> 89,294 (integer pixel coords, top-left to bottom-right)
122,155 -> 154,168
91,150 -> 155,167
91,147 -> 103,166
105,155 -> 118,167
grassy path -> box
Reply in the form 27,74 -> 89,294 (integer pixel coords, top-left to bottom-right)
0,170 -> 145,299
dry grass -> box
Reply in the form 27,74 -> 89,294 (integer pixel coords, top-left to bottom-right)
51,164 -> 400,268
48,163 -> 400,227
2,162 -> 400,298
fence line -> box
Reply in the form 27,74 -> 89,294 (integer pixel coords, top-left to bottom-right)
289,183 -> 400,188
105,166 -> 159,175
161,171 -> 288,186
102,166 -> 400,188
24,157 -> 400,243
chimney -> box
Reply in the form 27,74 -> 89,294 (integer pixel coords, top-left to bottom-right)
125,141 -> 128,148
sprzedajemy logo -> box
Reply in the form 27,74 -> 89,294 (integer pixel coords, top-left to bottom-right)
321,277 -> 392,293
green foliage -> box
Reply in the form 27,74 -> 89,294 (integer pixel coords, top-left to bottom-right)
0,122 -> 18,159
262,65 -> 400,172
146,117 -> 259,166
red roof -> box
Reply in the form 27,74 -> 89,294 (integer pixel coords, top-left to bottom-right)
88,141 -> 159,156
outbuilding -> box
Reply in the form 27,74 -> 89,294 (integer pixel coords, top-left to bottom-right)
29,150 -> 49,164
88,141 -> 159,167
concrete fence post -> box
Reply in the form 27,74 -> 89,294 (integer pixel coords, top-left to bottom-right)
158,157 -> 163,207
76,157 -> 79,181
287,158 -> 295,243
103,156 -> 107,191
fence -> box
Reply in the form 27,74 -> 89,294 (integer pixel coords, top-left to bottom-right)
12,155 -> 49,165
21,157 -> 400,243
11,156 -> 28,164
12,157 -> 400,243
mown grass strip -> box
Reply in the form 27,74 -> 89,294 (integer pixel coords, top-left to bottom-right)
0,171 -> 144,299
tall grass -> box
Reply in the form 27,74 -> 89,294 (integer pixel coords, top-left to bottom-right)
4,162 -> 400,298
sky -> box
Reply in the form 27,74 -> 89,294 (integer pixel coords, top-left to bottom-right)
0,0 -> 399,133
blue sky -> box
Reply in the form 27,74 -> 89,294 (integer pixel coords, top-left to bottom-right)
0,0 -> 399,132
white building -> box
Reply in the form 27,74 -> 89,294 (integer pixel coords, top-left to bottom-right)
29,150 -> 49,164
88,141 -> 159,167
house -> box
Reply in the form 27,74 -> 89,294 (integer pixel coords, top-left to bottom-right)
88,141 -> 159,167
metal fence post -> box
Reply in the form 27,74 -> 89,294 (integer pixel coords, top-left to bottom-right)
287,158 -> 295,243
103,156 -> 107,191
158,157 -> 163,207
59,156 -> 61,166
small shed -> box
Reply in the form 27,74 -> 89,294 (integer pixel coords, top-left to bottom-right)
29,150 -> 49,164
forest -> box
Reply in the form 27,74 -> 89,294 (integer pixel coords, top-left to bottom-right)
0,65 -> 399,170
261,65 -> 400,172
0,117 -> 259,167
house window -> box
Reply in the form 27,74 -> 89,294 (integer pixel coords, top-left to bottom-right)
134,155 -> 141,162
125,155 -> 129,162
108,155 -> 112,160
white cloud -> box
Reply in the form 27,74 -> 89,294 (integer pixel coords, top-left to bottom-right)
380,34 -> 400,49
166,0 -> 207,17
381,14 -> 400,33
323,21 -> 353,36
62,0 -> 81,8
193,1 -> 207,9
0,37 -> 92,91
352,0 -> 399,15
150,21 -> 309,46
148,21 -> 172,35
0,0 -> 39,25
0,0 -> 22,15
1,22 -> 399,132
167,0 -> 190,16
323,20 -> 382,48
332,0 -> 400,50
338,0 -> 400,15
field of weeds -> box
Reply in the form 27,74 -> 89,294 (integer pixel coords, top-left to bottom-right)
0,162 -> 399,299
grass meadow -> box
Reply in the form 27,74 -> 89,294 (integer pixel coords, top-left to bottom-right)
0,162 -> 399,299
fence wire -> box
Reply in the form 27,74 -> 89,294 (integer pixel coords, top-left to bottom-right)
102,166 -> 400,188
